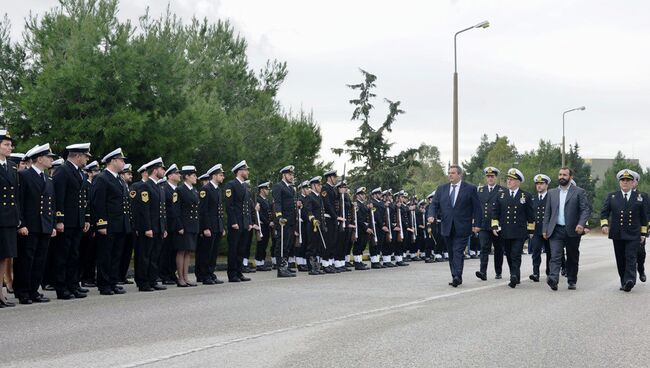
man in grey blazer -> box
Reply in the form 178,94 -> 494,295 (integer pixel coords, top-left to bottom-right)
542,167 -> 591,290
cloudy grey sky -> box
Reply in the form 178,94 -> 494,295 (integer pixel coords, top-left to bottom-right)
5,0 -> 650,171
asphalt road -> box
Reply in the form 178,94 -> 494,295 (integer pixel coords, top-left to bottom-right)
3,235 -> 650,368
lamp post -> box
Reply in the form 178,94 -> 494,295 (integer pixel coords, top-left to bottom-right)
453,20 -> 489,166
562,106 -> 586,167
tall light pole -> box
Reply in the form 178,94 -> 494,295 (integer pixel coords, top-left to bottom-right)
453,20 -> 489,165
562,106 -> 586,167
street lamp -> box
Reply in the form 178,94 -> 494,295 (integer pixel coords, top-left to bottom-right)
453,20 -> 490,165
562,106 -> 586,167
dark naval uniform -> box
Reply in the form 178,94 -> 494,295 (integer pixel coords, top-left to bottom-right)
272,180 -> 297,264
491,188 -> 534,286
0,159 -> 20,260
370,196 -> 386,266
133,179 -> 167,290
307,190 -> 326,272
224,178 -> 252,281
477,184 -> 504,278
635,189 -> 650,281
15,167 -> 55,302
601,189 -> 648,290
254,194 -> 273,269
196,182 -> 225,283
530,192 -> 550,277
160,180 -> 180,283
174,183 -> 200,251
92,169 -> 132,293
321,182 -> 338,261
52,160 -> 90,296
353,199 -> 369,261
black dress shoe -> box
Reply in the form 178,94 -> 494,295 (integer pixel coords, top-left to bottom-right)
508,276 -> 517,288
277,268 -> 296,278
213,278 -> 224,284
383,262 -> 396,268
152,284 -> 167,290
425,258 -> 434,263
568,283 -> 576,290
177,282 -> 189,287
298,265 -> 310,272
32,295 -> 50,303
112,288 -> 126,294
239,276 -> 251,282
72,291 -> 87,298
619,286 -> 625,291
345,261 -> 355,268
641,273 -> 647,282
354,262 -> 369,270
396,261 -> 409,267
547,278 -> 558,291
241,266 -> 253,274
77,286 -> 89,293
19,298 -> 33,305
369,262 -> 384,269
0,299 -> 16,307
256,265 -> 272,272
186,282 -> 197,287
323,266 -> 336,274
412,256 -> 422,262
81,281 -> 97,288
475,271 -> 487,281
138,286 -> 154,292
99,289 -> 115,295
57,290 -> 75,299
162,279 -> 176,285
529,274 -> 540,282
203,279 -> 216,285
561,269 -> 567,277
449,277 -> 461,287
495,274 -> 502,279
623,280 -> 634,292
228,277 -> 241,283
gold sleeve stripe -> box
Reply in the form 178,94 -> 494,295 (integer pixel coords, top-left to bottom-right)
491,219 -> 499,227
600,219 -> 609,227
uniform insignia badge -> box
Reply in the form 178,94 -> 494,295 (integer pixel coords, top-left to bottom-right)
172,192 -> 178,203
225,189 -> 232,198
141,191 -> 149,203
520,195 -> 526,204
200,190 -> 206,198
638,195 -> 643,202
372,208 -> 376,212
500,193 -> 504,198
321,191 -> 327,197
611,194 -> 615,198
129,190 -> 136,199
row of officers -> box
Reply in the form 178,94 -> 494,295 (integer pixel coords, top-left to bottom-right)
0,130 -> 447,308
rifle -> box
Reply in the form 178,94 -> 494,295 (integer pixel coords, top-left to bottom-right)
386,205 -> 392,242
411,208 -> 417,242
397,205 -> 404,242
351,200 -> 358,243
340,163 -> 346,231
370,203 -> 378,244
254,192 -> 263,240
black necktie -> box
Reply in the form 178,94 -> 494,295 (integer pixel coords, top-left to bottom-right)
40,172 -> 46,184
539,194 -> 542,201
624,193 -> 628,201
1,163 -> 6,172
489,187 -> 492,193
511,191 -> 515,198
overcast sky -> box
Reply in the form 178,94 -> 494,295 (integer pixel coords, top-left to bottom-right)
5,0 -> 650,171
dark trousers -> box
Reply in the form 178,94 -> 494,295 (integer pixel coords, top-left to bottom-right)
530,234 -> 551,276
159,234 -> 176,281
96,232 -> 126,291
324,219 -> 337,259
478,230 -> 503,275
503,238 -> 526,281
353,232 -> 367,256
382,232 -> 394,257
638,242 -> 646,274
549,226 -> 581,284
444,227 -> 469,279
79,232 -> 97,283
613,239 -> 638,286
208,233 -> 222,276
337,229 -> 352,260
41,235 -> 56,288
433,231 -> 446,254
196,233 -> 216,281
227,227 -> 246,278
135,234 -> 162,287
274,224 -> 295,259
255,225 -> 271,261
119,233 -> 135,281
54,227 -> 83,292
14,233 -> 50,299
343,229 -> 354,259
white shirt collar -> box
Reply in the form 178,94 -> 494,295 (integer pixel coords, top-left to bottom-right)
67,160 -> 79,170
168,182 -> 177,190
538,191 -> 546,198
106,168 -> 119,178
510,188 -> 519,196
210,181 -> 219,189
622,189 -> 632,197
0,159 -> 6,165
32,165 -> 43,175
184,182 -> 194,190
236,176 -> 245,184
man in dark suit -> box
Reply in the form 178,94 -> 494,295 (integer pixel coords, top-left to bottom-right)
491,168 -> 534,288
52,143 -> 91,299
529,174 -> 551,282
224,160 -> 253,282
272,165 -> 299,278
428,165 -> 481,287
196,164 -> 226,284
132,158 -> 168,291
14,144 -> 58,304
600,169 -> 647,292
92,148 -> 131,295
542,167 -> 591,291
475,167 -> 505,281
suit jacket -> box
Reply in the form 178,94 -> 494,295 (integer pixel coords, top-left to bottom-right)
175,183 -> 200,234
427,181 -> 481,238
600,190 -> 647,240
162,182 -> 180,233
53,160 -> 89,228
321,183 -> 338,220
18,167 -> 55,233
133,179 -> 166,235
224,178 -> 251,229
477,184 -> 504,230
492,188 -> 534,239
92,170 -> 131,233
542,185 -> 591,238
0,160 -> 20,227
198,182 -> 224,234
272,180 -> 297,226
